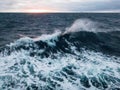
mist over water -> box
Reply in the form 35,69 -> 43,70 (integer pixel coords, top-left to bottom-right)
65,18 -> 120,33
0,13 -> 120,90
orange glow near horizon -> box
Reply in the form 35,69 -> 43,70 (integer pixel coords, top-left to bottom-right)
23,8 -> 57,13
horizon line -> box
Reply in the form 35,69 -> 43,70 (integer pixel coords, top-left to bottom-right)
0,11 -> 120,13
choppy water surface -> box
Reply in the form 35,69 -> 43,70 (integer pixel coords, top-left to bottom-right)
0,13 -> 120,90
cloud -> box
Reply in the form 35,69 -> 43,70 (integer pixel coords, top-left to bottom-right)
0,0 -> 120,12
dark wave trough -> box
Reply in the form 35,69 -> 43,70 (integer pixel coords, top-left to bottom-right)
0,17 -> 120,90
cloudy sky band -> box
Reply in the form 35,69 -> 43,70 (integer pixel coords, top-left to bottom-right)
0,0 -> 120,12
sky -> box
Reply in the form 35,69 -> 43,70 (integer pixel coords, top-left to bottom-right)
0,0 -> 120,12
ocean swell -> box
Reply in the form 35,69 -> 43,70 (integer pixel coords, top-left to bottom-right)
0,19 -> 120,90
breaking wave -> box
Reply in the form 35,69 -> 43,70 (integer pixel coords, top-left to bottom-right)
65,19 -> 120,33
0,19 -> 120,90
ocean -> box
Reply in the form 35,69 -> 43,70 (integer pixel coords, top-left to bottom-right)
0,13 -> 120,90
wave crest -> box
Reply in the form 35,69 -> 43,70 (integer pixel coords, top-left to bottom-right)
0,19 -> 120,90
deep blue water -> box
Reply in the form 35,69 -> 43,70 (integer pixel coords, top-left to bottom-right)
0,13 -> 120,90
0,13 -> 120,46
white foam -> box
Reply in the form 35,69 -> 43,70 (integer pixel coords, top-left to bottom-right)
7,37 -> 34,47
64,19 -> 98,34
33,31 -> 61,46
64,18 -> 120,34
0,47 -> 120,89
0,19 -> 120,89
